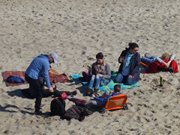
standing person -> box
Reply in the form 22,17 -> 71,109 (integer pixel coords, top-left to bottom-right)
88,52 -> 111,93
25,52 -> 59,114
115,42 -> 140,85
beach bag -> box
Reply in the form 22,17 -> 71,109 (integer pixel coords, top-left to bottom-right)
50,98 -> 66,117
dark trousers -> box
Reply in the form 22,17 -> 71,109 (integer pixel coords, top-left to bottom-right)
25,74 -> 43,112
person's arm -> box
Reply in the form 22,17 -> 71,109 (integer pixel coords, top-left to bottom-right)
118,51 -> 126,63
102,64 -> 111,79
156,57 -> 168,67
42,62 -> 52,89
166,54 -> 176,67
91,63 -> 98,75
131,53 -> 141,76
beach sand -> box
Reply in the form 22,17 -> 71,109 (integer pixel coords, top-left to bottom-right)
0,0 -> 180,134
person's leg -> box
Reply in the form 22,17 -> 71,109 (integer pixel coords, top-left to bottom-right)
53,90 -> 77,97
126,74 -> 140,85
115,73 -> 124,83
141,56 -> 157,64
26,76 -> 43,113
95,75 -> 100,89
88,75 -> 95,89
100,77 -> 110,86
33,80 -> 43,113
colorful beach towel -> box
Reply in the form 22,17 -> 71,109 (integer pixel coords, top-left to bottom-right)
76,70 -> 140,94
2,71 -> 26,86
2,70 -> 69,86
98,80 -> 140,93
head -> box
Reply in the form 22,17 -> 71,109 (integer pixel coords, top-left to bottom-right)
114,84 -> 121,93
96,52 -> 104,65
59,92 -> 68,100
48,52 -> 59,64
161,53 -> 170,60
128,42 -> 139,54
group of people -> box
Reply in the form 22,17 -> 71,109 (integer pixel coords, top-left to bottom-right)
25,42 -> 179,115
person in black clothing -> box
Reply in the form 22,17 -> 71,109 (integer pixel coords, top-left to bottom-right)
115,42 -> 140,85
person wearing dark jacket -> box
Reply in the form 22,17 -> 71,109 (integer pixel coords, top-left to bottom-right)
115,43 -> 140,85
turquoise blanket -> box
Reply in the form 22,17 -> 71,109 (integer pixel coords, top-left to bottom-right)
70,73 -> 140,93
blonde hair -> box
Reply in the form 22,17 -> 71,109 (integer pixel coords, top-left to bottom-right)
161,53 -> 170,59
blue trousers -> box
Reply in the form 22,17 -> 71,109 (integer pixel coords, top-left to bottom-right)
88,75 -> 109,89
115,73 -> 139,85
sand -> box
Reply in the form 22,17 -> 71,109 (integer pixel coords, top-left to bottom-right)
0,0 -> 180,135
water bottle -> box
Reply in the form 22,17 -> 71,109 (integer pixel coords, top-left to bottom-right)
160,76 -> 163,86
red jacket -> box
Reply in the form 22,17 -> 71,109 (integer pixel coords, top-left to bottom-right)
147,59 -> 178,73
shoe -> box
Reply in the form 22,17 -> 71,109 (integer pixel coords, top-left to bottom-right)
71,90 -> 77,96
35,110 -> 43,115
86,88 -> 93,96
144,53 -> 151,57
93,88 -> 99,96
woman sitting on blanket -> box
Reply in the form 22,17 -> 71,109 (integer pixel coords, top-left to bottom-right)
115,42 -> 141,85
87,52 -> 111,93
141,52 -> 179,73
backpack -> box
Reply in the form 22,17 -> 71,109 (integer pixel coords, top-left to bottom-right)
50,98 -> 66,117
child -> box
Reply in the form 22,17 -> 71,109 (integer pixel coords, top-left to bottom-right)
88,52 -> 111,93
88,84 -> 122,107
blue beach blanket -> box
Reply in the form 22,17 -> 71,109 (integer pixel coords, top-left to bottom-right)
70,72 -> 140,94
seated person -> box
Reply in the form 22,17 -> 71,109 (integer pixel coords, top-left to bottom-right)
115,42 -> 140,85
141,53 -> 178,73
87,84 -> 122,107
88,52 -> 111,92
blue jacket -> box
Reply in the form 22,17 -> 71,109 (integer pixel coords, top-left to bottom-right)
25,54 -> 51,88
94,92 -> 121,106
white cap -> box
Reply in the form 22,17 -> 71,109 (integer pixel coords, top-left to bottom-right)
50,52 -> 59,64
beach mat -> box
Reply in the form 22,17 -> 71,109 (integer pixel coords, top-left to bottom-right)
99,80 -> 140,92
2,70 -> 69,86
2,71 -> 26,86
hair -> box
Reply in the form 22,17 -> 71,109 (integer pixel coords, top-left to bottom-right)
96,52 -> 104,59
161,52 -> 170,59
114,84 -> 121,92
128,42 -> 139,49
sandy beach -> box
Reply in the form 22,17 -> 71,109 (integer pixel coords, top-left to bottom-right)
0,0 -> 180,134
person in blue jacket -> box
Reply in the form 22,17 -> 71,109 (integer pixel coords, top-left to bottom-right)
25,52 -> 59,114
86,84 -> 122,107
115,42 -> 140,85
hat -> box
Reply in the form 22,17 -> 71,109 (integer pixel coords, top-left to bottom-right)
50,52 -> 59,64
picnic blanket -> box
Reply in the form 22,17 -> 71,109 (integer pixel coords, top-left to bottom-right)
2,70 -> 69,86
70,72 -> 140,94
2,71 -> 26,86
